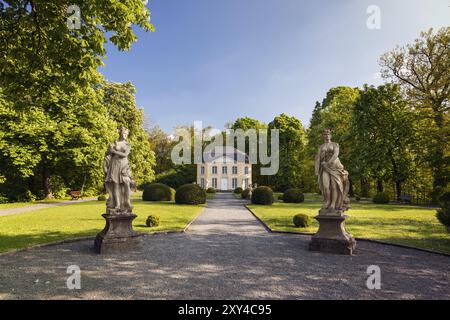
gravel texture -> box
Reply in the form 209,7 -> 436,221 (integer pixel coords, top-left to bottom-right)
0,193 -> 448,300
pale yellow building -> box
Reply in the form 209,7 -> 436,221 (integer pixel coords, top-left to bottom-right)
197,147 -> 252,191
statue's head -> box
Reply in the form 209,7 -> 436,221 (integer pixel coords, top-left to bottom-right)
118,127 -> 129,140
322,129 -> 331,141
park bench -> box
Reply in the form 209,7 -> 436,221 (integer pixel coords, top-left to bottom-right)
69,190 -> 82,200
399,193 -> 412,204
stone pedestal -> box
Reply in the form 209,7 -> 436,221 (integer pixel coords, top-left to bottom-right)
309,211 -> 356,255
94,211 -> 141,254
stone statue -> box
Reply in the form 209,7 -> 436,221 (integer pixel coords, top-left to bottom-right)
315,129 -> 350,215
310,129 -> 356,255
103,127 -> 133,214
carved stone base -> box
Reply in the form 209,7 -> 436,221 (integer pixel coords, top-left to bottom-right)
94,213 -> 141,254
309,214 -> 356,255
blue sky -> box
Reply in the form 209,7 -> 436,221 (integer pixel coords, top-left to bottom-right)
101,0 -> 450,133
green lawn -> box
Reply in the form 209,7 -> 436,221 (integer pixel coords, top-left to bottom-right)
248,195 -> 450,254
0,198 -> 204,253
0,199 -> 70,210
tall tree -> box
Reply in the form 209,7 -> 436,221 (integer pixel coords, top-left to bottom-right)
103,82 -> 155,185
230,117 -> 267,186
147,125 -> 176,175
268,114 -> 307,191
307,87 -> 360,195
0,1 -> 154,198
351,84 -> 415,200
380,27 -> 449,202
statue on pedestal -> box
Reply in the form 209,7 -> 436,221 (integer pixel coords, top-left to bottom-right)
314,129 -> 350,215
95,127 -> 140,254
310,129 -> 356,255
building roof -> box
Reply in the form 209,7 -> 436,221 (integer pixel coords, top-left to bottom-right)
202,146 -> 249,163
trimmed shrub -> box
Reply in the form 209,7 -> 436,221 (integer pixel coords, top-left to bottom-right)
251,186 -> 274,205
175,184 -> 206,205
0,196 -> 8,204
146,215 -> 160,227
283,188 -> 305,203
155,165 -> 196,189
293,214 -> 311,228
234,187 -> 243,194
241,188 -> 250,199
97,195 -> 106,201
206,187 -> 216,194
143,183 -> 174,201
372,192 -> 390,204
437,192 -> 450,232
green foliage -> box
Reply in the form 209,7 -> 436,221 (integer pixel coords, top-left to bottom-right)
373,192 -> 390,204
97,195 -> 106,201
155,165 -> 196,189
380,27 -> 450,203
103,82 -> 155,185
351,84 -> 415,200
241,188 -> 251,199
251,186 -> 274,205
0,2 -> 155,200
0,196 -> 9,204
206,187 -> 216,194
268,114 -> 307,191
234,187 -> 243,194
283,189 -> 305,203
293,214 -> 311,228
147,125 -> 176,175
142,183 -> 174,202
175,184 -> 206,205
146,215 -> 161,228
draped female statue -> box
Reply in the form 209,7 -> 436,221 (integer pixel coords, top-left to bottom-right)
103,127 -> 133,214
315,129 -> 350,214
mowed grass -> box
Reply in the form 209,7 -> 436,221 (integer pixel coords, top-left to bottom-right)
0,198 -> 204,253
248,194 -> 450,254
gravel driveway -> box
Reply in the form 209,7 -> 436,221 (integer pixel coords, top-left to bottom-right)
0,193 -> 448,299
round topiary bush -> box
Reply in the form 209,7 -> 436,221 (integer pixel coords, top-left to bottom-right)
143,183 -> 174,201
437,192 -> 450,232
146,215 -> 160,227
175,184 -> 206,205
251,186 -> 274,205
241,188 -> 250,199
234,187 -> 243,194
282,188 -> 305,203
97,195 -> 106,201
206,187 -> 216,194
372,192 -> 390,204
293,214 -> 311,228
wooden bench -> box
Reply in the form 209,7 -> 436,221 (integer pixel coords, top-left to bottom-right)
69,190 -> 82,200
399,193 -> 412,204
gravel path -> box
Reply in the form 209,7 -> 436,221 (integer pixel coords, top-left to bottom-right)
0,193 -> 449,300
0,199 -> 97,217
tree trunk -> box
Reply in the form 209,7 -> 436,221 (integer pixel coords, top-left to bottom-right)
395,181 -> 402,201
360,178 -> 370,197
42,165 -> 53,199
348,177 -> 354,197
431,108 -> 448,204
376,179 -> 384,193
